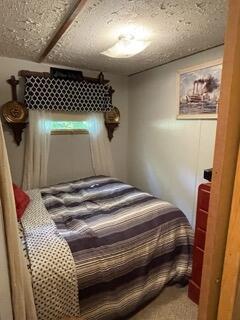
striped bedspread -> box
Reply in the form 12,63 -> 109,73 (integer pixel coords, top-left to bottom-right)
41,176 -> 193,320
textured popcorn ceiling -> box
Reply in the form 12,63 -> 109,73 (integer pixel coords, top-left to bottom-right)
0,0 -> 227,75
0,0 -> 78,60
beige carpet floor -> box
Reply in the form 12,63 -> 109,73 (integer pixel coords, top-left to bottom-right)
129,286 -> 198,320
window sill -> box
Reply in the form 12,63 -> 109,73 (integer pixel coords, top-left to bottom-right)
51,129 -> 89,135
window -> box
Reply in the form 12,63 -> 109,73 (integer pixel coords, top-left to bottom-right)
50,121 -> 88,135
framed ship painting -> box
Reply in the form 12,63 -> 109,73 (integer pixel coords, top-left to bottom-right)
177,59 -> 222,119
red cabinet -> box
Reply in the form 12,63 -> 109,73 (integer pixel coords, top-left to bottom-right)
188,183 -> 211,304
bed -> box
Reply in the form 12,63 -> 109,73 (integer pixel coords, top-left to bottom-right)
20,176 -> 193,320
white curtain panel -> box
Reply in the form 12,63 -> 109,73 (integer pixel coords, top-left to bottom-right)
86,113 -> 115,177
22,110 -> 52,190
0,120 -> 37,320
50,111 -> 116,177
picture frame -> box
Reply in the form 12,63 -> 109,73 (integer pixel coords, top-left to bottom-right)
176,59 -> 223,119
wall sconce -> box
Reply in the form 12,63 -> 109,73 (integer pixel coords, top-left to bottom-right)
104,107 -> 120,141
1,76 -> 28,145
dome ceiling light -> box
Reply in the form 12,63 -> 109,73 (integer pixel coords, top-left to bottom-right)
101,33 -> 151,59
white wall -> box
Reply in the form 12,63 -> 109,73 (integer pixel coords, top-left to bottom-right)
0,57 -> 129,186
128,46 -> 224,226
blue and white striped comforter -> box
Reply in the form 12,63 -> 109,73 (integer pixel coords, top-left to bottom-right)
41,176 -> 193,320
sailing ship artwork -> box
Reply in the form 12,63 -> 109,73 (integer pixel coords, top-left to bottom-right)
177,60 -> 222,119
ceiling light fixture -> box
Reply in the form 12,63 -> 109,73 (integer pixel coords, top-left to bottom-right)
101,34 -> 151,59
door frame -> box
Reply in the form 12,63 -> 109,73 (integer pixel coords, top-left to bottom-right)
198,0 -> 240,319
218,147 -> 240,320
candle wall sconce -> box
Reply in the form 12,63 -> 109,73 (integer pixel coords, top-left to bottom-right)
1,76 -> 28,145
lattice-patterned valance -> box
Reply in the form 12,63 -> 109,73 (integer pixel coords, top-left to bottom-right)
24,76 -> 113,112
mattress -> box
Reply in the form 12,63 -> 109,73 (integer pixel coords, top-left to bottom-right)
40,176 -> 193,320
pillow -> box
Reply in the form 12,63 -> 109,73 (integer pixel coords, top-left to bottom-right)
12,184 -> 30,220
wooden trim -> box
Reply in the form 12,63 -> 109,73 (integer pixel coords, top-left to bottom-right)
18,70 -> 110,84
39,0 -> 88,61
218,147 -> 240,320
18,70 -> 51,79
232,272 -> 240,319
198,0 -> 240,319
61,317 -> 85,320
51,129 -> 88,135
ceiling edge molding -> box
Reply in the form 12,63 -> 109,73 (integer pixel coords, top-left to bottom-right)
128,43 -> 224,77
